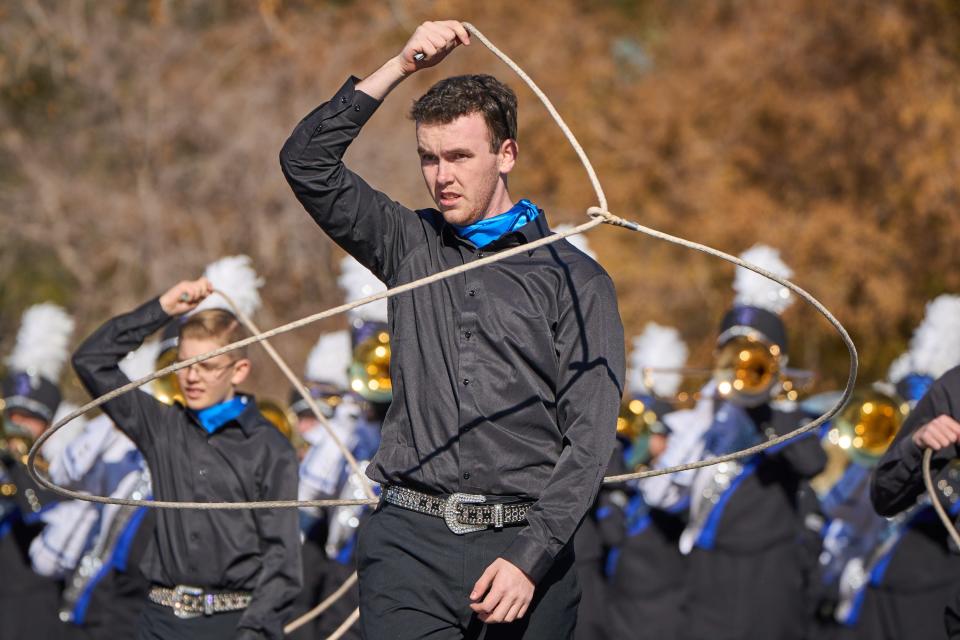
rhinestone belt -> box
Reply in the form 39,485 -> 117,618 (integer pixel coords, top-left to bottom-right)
148,585 -> 251,619
383,485 -> 532,535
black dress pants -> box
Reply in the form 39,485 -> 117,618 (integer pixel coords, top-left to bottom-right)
136,599 -> 243,640
357,501 -> 580,640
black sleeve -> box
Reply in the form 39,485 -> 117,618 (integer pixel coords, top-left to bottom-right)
238,434 -> 304,640
871,368 -> 960,517
765,409 -> 827,479
71,297 -> 175,452
279,76 -> 427,285
499,273 -> 626,582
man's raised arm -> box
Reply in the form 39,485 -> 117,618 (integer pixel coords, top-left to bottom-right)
278,20 -> 469,285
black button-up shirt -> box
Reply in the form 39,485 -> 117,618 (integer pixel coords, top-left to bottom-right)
870,366 -> 960,589
280,77 -> 625,582
872,365 -> 960,518
72,299 -> 302,639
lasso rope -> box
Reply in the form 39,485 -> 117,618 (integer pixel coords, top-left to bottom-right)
922,448 -> 960,548
217,290 -> 376,502
25,21 -> 859,638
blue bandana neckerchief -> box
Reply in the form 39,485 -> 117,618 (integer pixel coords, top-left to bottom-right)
190,396 -> 248,435
451,199 -> 540,249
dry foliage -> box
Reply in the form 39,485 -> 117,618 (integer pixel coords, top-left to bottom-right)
1,0 -> 958,402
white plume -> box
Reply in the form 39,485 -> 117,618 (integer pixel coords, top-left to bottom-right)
627,322 -> 689,397
886,352 -> 913,386
194,255 -> 264,318
553,224 -> 597,260
733,244 -> 795,315
338,256 -> 388,323
305,330 -> 352,388
119,341 -> 161,396
888,294 -> 960,383
7,303 -> 75,382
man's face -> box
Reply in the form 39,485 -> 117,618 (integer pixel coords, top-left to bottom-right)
175,337 -> 250,410
416,112 -> 516,226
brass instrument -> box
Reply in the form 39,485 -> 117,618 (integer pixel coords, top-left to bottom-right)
811,388 -> 908,495
349,330 -> 392,404
258,399 -> 296,440
827,388 -> 908,468
714,334 -> 783,407
617,397 -> 661,441
153,347 -> 184,406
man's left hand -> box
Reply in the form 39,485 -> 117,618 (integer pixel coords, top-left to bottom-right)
469,557 -> 535,624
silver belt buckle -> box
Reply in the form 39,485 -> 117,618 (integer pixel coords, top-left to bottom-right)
172,585 -> 204,619
443,492 -> 487,535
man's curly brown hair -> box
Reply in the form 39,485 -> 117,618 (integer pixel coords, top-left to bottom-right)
410,74 -> 518,152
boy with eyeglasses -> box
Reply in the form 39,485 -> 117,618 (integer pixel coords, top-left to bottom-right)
72,277 -> 302,640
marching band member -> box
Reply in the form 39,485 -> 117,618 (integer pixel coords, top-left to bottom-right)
605,323 -> 689,640
0,303 -> 75,640
665,245 -> 826,640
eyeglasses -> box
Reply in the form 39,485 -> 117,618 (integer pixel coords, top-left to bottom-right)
175,358 -> 238,380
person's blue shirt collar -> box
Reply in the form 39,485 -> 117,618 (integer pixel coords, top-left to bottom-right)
189,395 -> 249,435
451,199 -> 541,249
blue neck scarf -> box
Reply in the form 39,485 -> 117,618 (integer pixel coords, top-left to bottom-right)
190,396 -> 248,435
451,199 -> 540,249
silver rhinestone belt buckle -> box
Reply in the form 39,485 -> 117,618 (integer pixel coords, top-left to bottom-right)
443,493 -> 487,535
172,585 -> 204,619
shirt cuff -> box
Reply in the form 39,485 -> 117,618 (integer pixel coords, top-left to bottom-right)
311,76 -> 382,128
895,434 -> 925,473
499,531 -> 553,584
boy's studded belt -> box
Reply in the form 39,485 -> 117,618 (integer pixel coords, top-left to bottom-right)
383,485 -> 532,534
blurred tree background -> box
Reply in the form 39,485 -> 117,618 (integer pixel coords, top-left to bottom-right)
1,0 -> 958,403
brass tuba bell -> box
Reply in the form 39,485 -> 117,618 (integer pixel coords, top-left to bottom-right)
153,347 -> 184,406
713,333 -> 783,407
826,388 -> 908,468
348,330 -> 392,404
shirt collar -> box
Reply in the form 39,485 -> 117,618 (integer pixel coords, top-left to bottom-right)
441,209 -> 551,254
184,393 -> 263,437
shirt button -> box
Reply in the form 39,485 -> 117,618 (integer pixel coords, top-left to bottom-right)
198,469 -> 206,477
340,96 -> 347,103
354,105 -> 361,112
462,378 -> 470,386
464,331 -> 472,339
190,533 -> 199,542
468,289 -> 477,297
463,472 -> 471,480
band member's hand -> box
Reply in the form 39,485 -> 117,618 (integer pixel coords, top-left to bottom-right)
911,415 -> 960,451
159,277 -> 213,316
397,21 -> 470,75
469,557 -> 534,624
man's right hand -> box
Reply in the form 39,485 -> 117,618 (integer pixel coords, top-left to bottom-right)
396,21 -> 471,75
911,414 -> 960,451
159,277 -> 213,316
357,21 -> 470,101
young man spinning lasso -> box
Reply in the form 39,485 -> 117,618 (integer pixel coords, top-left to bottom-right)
280,21 -> 625,639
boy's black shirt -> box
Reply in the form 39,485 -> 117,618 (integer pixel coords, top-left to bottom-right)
72,298 -> 302,640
